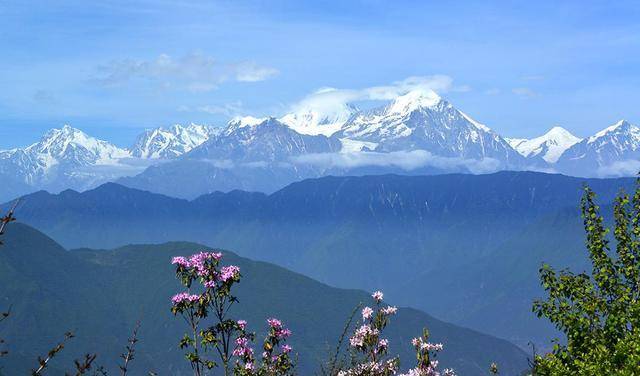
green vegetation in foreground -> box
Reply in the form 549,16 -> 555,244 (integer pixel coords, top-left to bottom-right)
533,179 -> 640,375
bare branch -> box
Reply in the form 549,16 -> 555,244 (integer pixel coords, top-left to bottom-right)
32,331 -> 75,375
0,198 -> 19,246
120,321 -> 141,376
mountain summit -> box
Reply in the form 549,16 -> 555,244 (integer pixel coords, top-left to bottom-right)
337,90 -> 524,165
556,120 -> 640,176
26,124 -> 129,166
507,126 -> 582,163
130,123 -> 218,159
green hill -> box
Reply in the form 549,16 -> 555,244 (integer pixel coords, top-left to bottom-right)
0,223 -> 528,375
3,171 -> 633,348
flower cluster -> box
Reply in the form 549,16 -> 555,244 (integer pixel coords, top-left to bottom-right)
338,360 -> 399,376
233,318 -> 295,376
339,291 -> 399,376
170,251 -> 243,375
171,251 -> 295,376
397,329 -> 455,376
171,292 -> 200,305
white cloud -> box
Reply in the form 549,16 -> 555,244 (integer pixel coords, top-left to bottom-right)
95,52 -> 278,92
235,62 -> 279,82
290,150 -> 501,174
197,101 -> 244,116
596,160 -> 640,177
484,88 -> 501,95
284,75 -> 460,122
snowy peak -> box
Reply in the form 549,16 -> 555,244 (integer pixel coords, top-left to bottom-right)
508,126 -> 582,163
227,116 -> 269,131
26,125 -> 129,165
187,117 -> 342,162
130,123 -> 217,159
385,89 -> 443,116
279,104 -> 358,137
555,119 -> 640,177
588,119 -> 636,143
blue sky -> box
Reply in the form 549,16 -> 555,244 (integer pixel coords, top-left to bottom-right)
1,0 -> 640,148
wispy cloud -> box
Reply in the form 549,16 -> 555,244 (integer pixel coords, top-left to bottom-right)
177,101 -> 245,117
197,101 -> 244,116
235,62 -> 279,82
512,87 -> 537,98
290,150 -> 501,174
597,160 -> 640,177
93,52 -> 278,92
33,90 -> 56,104
284,75 -> 462,120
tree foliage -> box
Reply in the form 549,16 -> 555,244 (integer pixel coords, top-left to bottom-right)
533,180 -> 640,375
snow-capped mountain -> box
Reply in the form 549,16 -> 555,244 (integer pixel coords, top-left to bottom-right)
33,125 -> 130,165
279,104 -> 358,137
130,124 -> 219,159
507,126 -> 582,163
0,125 -> 129,179
556,120 -> 640,176
117,118 -> 343,197
3,93 -> 640,202
337,90 -> 527,166
0,125 -> 138,200
188,118 -> 342,162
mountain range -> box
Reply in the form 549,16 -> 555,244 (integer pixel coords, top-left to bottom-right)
4,171 -> 634,351
0,223 -> 528,375
2,90 -> 640,200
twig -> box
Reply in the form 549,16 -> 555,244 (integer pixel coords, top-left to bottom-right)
0,306 -> 10,357
326,303 -> 362,376
32,331 -> 75,375
68,353 -> 97,375
0,199 -> 19,246
120,321 -> 141,376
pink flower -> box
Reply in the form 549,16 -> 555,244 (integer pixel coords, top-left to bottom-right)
378,338 -> 388,349
237,320 -> 247,330
372,291 -> 384,302
276,328 -> 292,339
244,362 -> 254,371
421,342 -> 443,351
349,324 -> 378,348
267,318 -> 283,329
362,306 -> 374,320
188,252 -> 223,276
411,337 -> 421,347
203,280 -> 216,289
171,256 -> 189,267
282,344 -> 292,354
381,306 -> 397,316
171,292 -> 200,305
220,265 -> 240,282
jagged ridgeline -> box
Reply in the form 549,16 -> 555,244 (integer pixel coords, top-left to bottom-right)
0,223 -> 527,375
1,90 -> 640,202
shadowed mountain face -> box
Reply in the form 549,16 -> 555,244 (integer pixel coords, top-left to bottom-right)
2,171 -> 635,350
0,223 -> 527,375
